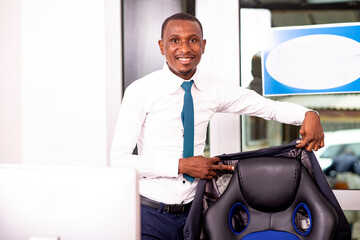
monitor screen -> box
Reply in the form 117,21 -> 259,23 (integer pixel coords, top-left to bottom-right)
0,164 -> 140,240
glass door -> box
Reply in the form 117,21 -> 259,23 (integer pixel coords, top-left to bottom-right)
239,1 -> 360,238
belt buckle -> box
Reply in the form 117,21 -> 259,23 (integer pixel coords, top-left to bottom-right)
165,203 -> 187,213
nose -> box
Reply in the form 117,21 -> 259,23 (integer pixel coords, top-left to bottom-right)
178,41 -> 191,53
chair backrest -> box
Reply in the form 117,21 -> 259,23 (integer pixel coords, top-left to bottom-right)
204,156 -> 338,240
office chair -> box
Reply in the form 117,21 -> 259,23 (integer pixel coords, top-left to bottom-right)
204,156 -> 338,240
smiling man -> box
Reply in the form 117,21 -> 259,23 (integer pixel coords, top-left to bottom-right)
158,17 -> 205,80
110,13 -> 324,240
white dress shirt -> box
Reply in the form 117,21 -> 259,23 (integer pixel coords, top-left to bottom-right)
110,63 -> 310,204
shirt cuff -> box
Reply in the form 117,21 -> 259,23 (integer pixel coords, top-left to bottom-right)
306,110 -> 319,116
155,156 -> 179,178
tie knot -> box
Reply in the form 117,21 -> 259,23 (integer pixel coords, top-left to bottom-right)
181,80 -> 194,91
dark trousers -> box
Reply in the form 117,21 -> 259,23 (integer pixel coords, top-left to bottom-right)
141,205 -> 189,240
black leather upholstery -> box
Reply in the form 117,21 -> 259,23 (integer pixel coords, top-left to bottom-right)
204,156 -> 338,240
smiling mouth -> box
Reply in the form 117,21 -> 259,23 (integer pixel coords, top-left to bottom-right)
177,57 -> 193,64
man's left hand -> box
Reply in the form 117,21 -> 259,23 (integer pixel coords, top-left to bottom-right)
296,111 -> 324,152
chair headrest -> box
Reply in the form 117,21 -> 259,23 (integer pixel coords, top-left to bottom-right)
237,156 -> 301,212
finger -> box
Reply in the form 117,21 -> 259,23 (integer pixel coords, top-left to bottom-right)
306,141 -> 316,152
208,170 -> 217,177
313,143 -> 319,152
296,138 -> 310,148
210,156 -> 220,163
201,171 -> 216,180
297,135 -> 314,151
297,139 -> 322,152
313,138 -> 323,151
204,175 -> 214,180
313,138 -> 325,151
296,136 -> 313,149
211,164 -> 234,171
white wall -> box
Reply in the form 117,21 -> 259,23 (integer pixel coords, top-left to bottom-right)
105,0 -> 122,165
196,0 -> 241,156
0,0 -> 121,166
0,0 -> 22,164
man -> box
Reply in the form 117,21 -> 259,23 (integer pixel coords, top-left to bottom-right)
110,12 -> 324,239
325,148 -> 360,176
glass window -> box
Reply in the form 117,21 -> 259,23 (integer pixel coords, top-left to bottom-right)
240,2 -> 360,234
320,145 -> 345,159
344,210 -> 360,239
240,0 -> 360,189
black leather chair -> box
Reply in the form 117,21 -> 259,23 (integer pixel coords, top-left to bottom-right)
204,156 -> 338,240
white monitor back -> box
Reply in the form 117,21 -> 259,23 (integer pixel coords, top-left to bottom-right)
0,164 -> 140,240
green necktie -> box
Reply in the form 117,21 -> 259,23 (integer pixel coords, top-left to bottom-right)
181,81 -> 195,182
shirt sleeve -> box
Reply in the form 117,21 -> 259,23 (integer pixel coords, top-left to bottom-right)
217,81 -> 310,126
109,83 -> 179,178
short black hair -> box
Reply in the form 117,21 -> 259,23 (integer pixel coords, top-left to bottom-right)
161,12 -> 203,39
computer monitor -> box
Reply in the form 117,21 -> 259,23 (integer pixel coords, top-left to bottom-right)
0,164 -> 140,240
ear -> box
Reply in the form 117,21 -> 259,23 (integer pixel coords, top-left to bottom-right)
202,39 -> 206,54
158,40 -> 165,55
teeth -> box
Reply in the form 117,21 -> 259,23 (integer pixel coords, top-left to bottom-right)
178,57 -> 191,63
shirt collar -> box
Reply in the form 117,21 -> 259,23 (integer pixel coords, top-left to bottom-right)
160,62 -> 206,94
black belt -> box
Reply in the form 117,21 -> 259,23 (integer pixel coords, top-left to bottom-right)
141,196 -> 192,214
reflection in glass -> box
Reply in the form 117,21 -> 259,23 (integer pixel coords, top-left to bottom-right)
240,1 -> 360,190
313,129 -> 360,190
344,210 -> 360,239
240,2 -> 360,238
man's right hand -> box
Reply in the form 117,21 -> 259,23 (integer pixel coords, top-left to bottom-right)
179,156 -> 234,180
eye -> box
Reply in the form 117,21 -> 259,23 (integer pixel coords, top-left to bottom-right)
170,38 -> 179,44
189,38 -> 197,43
